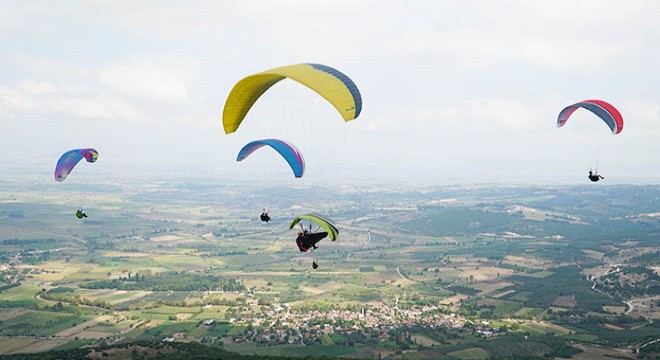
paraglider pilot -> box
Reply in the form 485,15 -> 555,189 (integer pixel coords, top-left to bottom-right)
290,214 -> 338,270
260,209 -> 271,222
296,226 -> 328,252
76,209 -> 88,219
297,228 -> 326,269
588,170 -> 605,182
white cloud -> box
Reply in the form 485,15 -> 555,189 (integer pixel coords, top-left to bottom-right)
620,100 -> 660,134
380,1 -> 660,72
518,37 -> 625,72
10,52 -> 94,81
0,85 -> 34,115
361,98 -> 540,134
2,52 -> 202,124
98,56 -> 198,102
16,80 -> 57,95
0,82 -> 146,121
459,99 -> 538,129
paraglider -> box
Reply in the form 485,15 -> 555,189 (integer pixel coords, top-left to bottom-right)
55,149 -> 98,218
54,148 -> 99,182
557,99 -> 623,135
222,63 -> 362,134
290,213 -> 339,246
557,100 -> 623,182
237,139 -> 305,178
289,214 -> 339,269
260,209 -> 271,223
588,170 -> 605,182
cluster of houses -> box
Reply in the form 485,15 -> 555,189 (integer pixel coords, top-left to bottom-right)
208,303 -> 499,345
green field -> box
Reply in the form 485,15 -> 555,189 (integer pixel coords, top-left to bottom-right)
448,347 -> 490,359
0,310 -> 90,337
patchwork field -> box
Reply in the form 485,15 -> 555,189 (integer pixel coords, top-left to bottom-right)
1,181 -> 659,359
0,338 -> 71,355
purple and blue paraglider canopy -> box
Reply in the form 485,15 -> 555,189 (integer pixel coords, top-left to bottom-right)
54,148 -> 99,182
236,139 -> 304,178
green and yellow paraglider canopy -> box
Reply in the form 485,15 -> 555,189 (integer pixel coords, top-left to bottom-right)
289,213 -> 339,241
222,63 -> 362,134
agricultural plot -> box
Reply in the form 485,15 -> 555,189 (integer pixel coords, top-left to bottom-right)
0,284 -> 40,307
603,306 -> 626,314
150,254 -> 216,271
503,256 -> 556,270
566,321 -> 660,347
0,338 -> 70,355
492,300 -> 523,316
52,268 -> 109,284
521,322 -> 572,335
204,322 -> 232,337
127,305 -> 203,320
503,267 -> 619,313
553,295 -> 577,308
54,315 -> 113,338
0,308 -> 29,321
513,307 -> 545,318
570,343 -> 637,359
447,347 -> 490,359
0,310 -> 90,337
471,281 -> 515,296
224,342 -> 356,358
476,339 -> 551,358
409,333 -> 440,347
117,290 -> 208,309
135,321 -> 200,339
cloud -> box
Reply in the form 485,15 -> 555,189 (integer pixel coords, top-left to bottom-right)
621,100 -> 660,134
9,52 -> 93,81
98,55 -> 199,102
458,99 -> 538,129
2,52 -> 201,124
16,80 -> 57,95
0,85 -> 34,116
6,1 -> 659,74
382,1 -> 659,73
359,98 -> 541,135
0,82 -> 146,121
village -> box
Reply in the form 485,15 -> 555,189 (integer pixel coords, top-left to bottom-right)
165,302 -> 502,347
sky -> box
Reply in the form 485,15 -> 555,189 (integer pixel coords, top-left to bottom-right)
1,0 -> 660,186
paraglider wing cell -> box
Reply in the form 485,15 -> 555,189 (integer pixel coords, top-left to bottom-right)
289,213 -> 339,241
236,139 -> 305,178
557,99 -> 623,134
54,149 -> 99,182
222,63 -> 362,134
